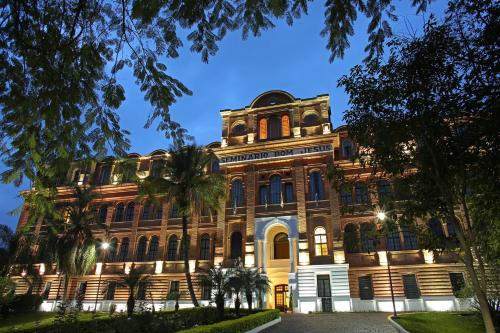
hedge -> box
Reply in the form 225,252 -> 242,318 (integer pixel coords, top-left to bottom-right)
178,309 -> 280,333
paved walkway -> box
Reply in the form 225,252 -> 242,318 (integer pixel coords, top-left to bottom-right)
262,313 -> 398,333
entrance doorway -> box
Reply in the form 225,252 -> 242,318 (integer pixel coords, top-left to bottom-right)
274,284 -> 288,311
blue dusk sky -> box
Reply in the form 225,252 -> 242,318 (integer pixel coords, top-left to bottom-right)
0,1 -> 447,230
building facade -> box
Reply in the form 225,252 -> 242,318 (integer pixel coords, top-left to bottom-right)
13,90 -> 470,313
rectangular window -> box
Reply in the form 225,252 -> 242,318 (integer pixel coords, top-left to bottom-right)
136,281 -> 147,300
42,282 -> 52,300
403,274 -> 420,299
317,275 -> 331,297
449,272 -> 465,297
170,281 -> 180,294
284,183 -> 294,203
201,284 -> 212,300
317,274 -> 332,312
259,186 -> 268,205
105,281 -> 116,300
77,282 -> 87,297
358,276 -> 374,300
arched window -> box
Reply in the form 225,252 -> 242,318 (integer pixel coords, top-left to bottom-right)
259,118 -> 268,140
98,205 -> 108,224
117,238 -> 129,262
230,232 -> 242,260
259,185 -> 268,205
179,236 -> 191,260
303,113 -> 319,126
72,169 -> 81,184
428,218 -> 444,237
274,233 -> 289,259
386,229 -> 401,251
268,117 -> 281,139
199,234 -> 210,260
150,159 -> 164,178
341,140 -> 353,159
402,226 -> 418,250
355,183 -> 369,204
314,227 -> 328,256
309,171 -> 324,201
136,237 -> 147,261
107,238 -> 118,262
141,202 -> 151,220
270,175 -> 282,204
99,165 -> 112,185
154,204 -> 163,220
232,123 -> 246,136
340,185 -> 353,206
125,202 -> 135,221
167,236 -> 178,261
446,218 -> 457,238
231,179 -> 244,207
171,204 -> 179,218
114,203 -> 124,222
211,159 -> 220,173
281,115 -> 290,137
284,183 -> 294,203
344,224 -> 359,253
377,180 -> 392,202
147,236 -> 159,261
360,223 -> 376,252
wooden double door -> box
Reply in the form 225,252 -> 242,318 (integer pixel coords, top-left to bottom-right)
274,284 -> 289,312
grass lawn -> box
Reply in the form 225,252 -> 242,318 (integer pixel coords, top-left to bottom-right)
393,312 -> 485,333
0,312 -> 108,332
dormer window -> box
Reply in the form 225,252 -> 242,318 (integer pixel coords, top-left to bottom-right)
303,113 -> 319,126
342,139 -> 353,159
268,116 -> 281,139
232,123 -> 246,136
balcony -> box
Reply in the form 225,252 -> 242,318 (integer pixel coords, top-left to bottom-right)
388,250 -> 425,265
109,221 -> 133,230
346,252 -> 379,267
340,204 -> 373,216
306,199 -> 330,211
138,219 -> 162,228
255,202 -> 297,217
225,206 -> 246,217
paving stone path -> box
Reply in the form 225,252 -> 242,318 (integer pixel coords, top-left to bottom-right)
262,312 -> 398,333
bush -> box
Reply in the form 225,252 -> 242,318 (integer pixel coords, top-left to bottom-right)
177,309 -> 280,333
10,294 -> 43,313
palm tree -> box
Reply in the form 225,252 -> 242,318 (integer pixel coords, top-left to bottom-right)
239,267 -> 270,311
118,266 -> 150,317
254,272 -> 271,309
199,265 -> 233,321
140,145 -> 225,307
227,268 -> 244,317
46,185 -> 103,301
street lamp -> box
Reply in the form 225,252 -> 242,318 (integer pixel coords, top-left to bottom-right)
376,210 -> 397,318
94,241 -> 110,313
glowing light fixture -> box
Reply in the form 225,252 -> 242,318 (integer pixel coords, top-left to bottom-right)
377,211 -> 386,221
101,242 -> 110,250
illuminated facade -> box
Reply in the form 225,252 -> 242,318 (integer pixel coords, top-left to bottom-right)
13,91 -> 470,313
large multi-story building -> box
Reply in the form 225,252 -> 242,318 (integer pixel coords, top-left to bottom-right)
13,90 -> 469,313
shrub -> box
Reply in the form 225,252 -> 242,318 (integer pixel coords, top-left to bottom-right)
108,303 -> 116,316
10,294 -> 43,313
178,309 -> 280,333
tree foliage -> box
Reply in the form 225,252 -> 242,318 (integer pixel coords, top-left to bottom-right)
0,0 -> 432,195
337,1 -> 498,331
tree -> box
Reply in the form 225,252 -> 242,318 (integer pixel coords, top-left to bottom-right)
199,265 -> 233,321
46,185 -> 104,302
227,267 -> 243,317
337,1 -> 498,331
140,145 -> 225,307
239,267 -> 270,311
0,225 -> 13,276
117,266 -> 150,317
0,0 -> 432,205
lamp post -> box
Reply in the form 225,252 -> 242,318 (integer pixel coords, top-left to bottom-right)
376,211 -> 397,318
94,241 -> 109,313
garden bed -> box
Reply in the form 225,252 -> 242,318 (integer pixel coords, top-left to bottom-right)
392,312 -> 486,333
0,307 -> 280,333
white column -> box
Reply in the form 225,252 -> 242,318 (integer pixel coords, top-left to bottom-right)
262,241 -> 267,273
289,238 -> 295,272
